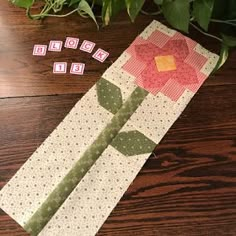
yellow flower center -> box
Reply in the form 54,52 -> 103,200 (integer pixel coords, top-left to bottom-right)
155,55 -> 176,72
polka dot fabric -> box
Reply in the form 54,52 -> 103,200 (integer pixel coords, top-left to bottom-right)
0,85 -> 113,226
0,20 -> 219,236
39,145 -> 149,236
139,20 -> 176,40
128,89 -> 194,144
38,90 -> 193,236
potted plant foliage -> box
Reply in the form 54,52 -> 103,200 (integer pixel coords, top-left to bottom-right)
9,0 -> 236,69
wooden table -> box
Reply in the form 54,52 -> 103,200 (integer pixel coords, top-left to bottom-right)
0,2 -> 236,236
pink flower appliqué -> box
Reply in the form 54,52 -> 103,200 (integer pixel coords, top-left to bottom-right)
122,31 -> 208,101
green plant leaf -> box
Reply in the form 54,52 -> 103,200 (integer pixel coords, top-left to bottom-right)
162,0 -> 190,33
111,130 -> 156,156
69,0 -> 81,7
213,44 -> 229,72
112,0 -> 126,16
226,0 -> 236,19
154,0 -> 163,5
193,0 -> 215,31
212,0 -> 236,36
94,0 -> 103,5
78,0 -> 98,28
102,0 -> 113,25
10,0 -> 34,9
102,0 -> 126,25
222,34 -> 236,47
125,0 -> 145,22
212,0 -> 227,19
96,78 -> 123,114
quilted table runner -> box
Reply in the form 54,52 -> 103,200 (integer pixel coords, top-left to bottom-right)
0,20 -> 219,236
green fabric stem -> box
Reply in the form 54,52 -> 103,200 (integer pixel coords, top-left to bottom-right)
24,85 -> 148,236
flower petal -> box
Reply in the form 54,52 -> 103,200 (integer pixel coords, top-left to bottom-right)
173,61 -> 199,85
135,43 -> 161,63
162,39 -> 189,60
141,61 -> 170,88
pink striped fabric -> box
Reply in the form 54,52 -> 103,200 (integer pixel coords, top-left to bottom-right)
148,30 -> 171,48
122,56 -> 146,78
185,51 -> 207,71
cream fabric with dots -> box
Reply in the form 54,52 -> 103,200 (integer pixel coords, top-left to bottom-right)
39,145 -> 148,236
102,51 -> 138,103
112,51 -> 131,68
38,90 -> 192,236
140,20 -> 177,39
0,20 -> 219,236
194,44 -> 220,75
128,90 -> 194,143
0,85 -> 113,226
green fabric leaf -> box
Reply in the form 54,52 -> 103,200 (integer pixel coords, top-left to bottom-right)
162,0 -> 190,33
79,0 -> 98,28
96,78 -> 123,114
111,131 -> 156,156
10,0 -> 34,9
125,0 -> 145,22
222,34 -> 236,47
193,0 -> 215,31
213,44 -> 229,72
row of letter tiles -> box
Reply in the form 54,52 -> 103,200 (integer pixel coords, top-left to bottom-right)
33,37 -> 109,63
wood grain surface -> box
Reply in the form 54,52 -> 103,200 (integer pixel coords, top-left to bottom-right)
0,1 -> 236,236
